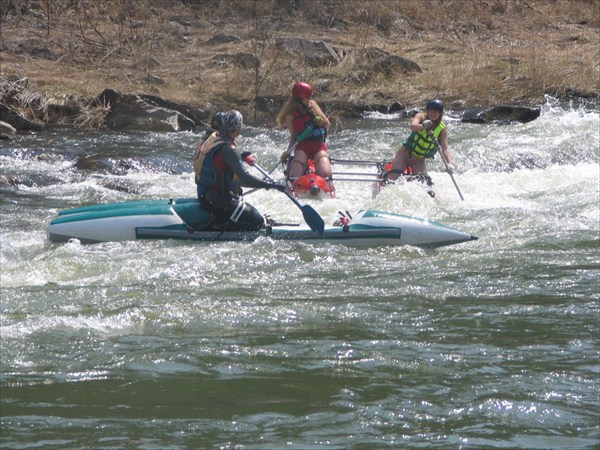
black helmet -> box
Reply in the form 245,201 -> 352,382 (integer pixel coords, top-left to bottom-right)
210,112 -> 224,130
426,99 -> 444,112
219,110 -> 244,133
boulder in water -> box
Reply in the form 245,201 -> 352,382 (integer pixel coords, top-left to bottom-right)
94,89 -> 208,132
462,105 -> 540,124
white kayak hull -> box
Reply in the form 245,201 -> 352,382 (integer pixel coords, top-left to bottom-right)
47,198 -> 478,248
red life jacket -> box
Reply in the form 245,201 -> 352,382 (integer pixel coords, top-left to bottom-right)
292,108 -> 327,143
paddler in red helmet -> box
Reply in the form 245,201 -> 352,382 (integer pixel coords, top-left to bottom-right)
276,81 -> 333,184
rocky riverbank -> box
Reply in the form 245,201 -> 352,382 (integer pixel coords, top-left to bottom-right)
0,75 -> 553,139
1,0 -> 598,137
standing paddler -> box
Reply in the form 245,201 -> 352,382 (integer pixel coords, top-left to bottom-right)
276,81 -> 334,194
385,99 -> 455,193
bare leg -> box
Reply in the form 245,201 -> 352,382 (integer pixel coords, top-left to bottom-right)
387,146 -> 410,181
406,158 -> 427,174
313,151 -> 332,178
289,150 -> 309,178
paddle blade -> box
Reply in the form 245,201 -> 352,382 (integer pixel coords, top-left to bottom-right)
301,205 -> 325,237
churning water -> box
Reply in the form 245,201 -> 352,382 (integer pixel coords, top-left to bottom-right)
1,97 -> 598,449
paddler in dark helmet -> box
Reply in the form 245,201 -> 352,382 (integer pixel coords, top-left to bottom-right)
196,110 -> 286,231
386,99 -> 455,181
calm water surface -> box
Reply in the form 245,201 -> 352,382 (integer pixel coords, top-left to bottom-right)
1,98 -> 599,449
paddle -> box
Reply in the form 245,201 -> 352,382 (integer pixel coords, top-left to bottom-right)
253,163 -> 325,237
429,132 -> 465,201
242,143 -> 296,196
267,142 -> 298,174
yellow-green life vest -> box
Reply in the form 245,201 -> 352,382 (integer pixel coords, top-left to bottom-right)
403,121 -> 446,159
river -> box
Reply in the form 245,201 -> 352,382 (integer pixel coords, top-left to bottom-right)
1,97 -> 598,449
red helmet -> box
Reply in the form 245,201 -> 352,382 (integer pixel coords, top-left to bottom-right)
292,82 -> 313,100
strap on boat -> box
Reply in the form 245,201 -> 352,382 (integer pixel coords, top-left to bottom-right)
230,196 -> 246,223
381,169 -> 404,184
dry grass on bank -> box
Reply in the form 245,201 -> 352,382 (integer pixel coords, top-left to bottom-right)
1,0 -> 598,120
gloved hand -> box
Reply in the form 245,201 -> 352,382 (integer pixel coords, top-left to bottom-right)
445,164 -> 455,175
241,151 -> 256,166
422,119 -> 433,130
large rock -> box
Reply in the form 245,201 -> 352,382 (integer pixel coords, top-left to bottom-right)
0,103 -> 43,131
0,120 -> 17,138
213,52 -> 259,69
94,89 -> 208,132
207,33 -> 241,45
379,54 -> 422,75
275,37 -> 340,66
462,105 -> 540,123
16,38 -> 57,60
361,47 -> 422,74
45,95 -> 89,124
319,99 -> 404,118
253,95 -> 407,120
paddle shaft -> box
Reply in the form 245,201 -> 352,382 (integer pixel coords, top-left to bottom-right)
244,142 -> 297,196
430,134 -> 464,201
253,164 -> 304,209
253,163 -> 325,236
267,142 -> 298,174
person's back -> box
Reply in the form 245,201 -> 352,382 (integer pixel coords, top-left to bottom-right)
195,110 -> 285,231
194,131 -> 222,184
193,112 -> 224,184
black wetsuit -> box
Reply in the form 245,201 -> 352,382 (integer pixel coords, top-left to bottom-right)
197,141 -> 276,231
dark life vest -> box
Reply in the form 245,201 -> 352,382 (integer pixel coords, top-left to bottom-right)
196,140 -> 237,195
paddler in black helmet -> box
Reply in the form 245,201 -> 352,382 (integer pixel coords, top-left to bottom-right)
386,99 -> 455,181
196,110 -> 286,231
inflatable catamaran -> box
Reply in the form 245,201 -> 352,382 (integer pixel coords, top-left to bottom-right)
47,197 -> 477,248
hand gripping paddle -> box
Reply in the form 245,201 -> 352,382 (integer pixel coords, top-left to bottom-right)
254,163 -> 325,237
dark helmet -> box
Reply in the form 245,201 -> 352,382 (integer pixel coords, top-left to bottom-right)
292,81 -> 313,100
219,110 -> 244,133
210,112 -> 224,130
426,99 -> 444,113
